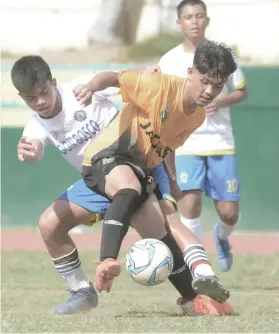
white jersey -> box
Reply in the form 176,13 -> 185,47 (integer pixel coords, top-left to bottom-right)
23,76 -> 119,172
159,44 -> 246,155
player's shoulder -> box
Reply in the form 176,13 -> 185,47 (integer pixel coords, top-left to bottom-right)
62,75 -> 92,92
159,44 -> 183,64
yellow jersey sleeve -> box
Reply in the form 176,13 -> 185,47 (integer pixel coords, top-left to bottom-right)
119,71 -> 164,112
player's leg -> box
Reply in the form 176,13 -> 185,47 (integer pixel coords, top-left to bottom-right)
130,191 -> 232,316
207,155 -> 240,272
39,179 -> 110,314
85,158 -> 155,292
88,160 -> 194,301
175,154 -> 206,242
152,164 -> 230,304
83,156 -> 158,262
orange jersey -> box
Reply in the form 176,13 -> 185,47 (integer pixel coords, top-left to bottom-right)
83,71 -> 205,169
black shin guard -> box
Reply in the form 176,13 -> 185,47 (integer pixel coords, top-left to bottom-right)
161,233 -> 197,301
100,188 -> 141,261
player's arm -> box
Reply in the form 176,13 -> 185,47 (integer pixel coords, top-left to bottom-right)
18,118 -> 49,162
215,80 -> 248,108
163,152 -> 182,200
205,66 -> 248,115
73,65 -> 161,107
164,152 -> 176,183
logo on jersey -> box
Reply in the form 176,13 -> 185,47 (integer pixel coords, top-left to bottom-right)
74,110 -> 87,122
56,120 -> 100,155
180,172 -> 188,184
140,121 -> 172,159
160,108 -> 168,122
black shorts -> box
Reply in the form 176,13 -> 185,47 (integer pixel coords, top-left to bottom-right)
82,156 -> 159,204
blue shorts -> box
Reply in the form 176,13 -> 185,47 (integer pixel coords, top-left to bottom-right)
58,163 -> 176,223
175,154 -> 240,201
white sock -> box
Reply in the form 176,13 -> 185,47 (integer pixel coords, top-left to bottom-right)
193,263 -> 215,277
63,267 -> 90,291
183,245 -> 215,277
218,220 -> 236,240
180,216 -> 203,242
53,248 -> 90,291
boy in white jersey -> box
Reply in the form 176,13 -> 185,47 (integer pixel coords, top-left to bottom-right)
12,56 -> 232,316
159,0 -> 248,272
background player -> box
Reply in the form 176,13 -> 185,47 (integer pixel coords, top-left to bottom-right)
159,0 -> 248,272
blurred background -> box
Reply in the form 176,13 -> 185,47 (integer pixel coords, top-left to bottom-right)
1,0 -> 279,230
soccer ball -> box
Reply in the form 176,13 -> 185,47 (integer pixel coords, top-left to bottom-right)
125,238 -> 173,286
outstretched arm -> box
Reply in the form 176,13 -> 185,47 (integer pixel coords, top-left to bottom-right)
73,65 -> 161,107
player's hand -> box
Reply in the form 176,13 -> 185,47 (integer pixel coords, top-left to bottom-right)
170,180 -> 183,201
73,84 -> 93,107
204,98 -> 221,116
17,137 -> 43,162
144,65 -> 161,73
94,259 -> 121,293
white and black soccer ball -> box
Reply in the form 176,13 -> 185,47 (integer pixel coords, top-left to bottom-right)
126,238 -> 173,286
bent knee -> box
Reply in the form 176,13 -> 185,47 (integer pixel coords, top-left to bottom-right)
39,209 -> 59,237
39,206 -> 73,240
180,190 -> 202,218
219,210 -> 239,225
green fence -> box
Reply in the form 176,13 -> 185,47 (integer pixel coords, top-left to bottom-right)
1,67 -> 279,230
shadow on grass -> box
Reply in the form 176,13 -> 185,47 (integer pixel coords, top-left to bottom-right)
116,310 -> 240,318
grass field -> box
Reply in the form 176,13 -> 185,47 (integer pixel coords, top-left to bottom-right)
2,251 -> 279,333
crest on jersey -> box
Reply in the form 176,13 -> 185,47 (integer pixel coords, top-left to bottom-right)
160,108 -> 168,122
74,109 -> 87,122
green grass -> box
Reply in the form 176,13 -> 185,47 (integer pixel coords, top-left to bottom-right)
2,251 -> 279,333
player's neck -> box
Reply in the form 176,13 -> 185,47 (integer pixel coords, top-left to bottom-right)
182,37 -> 207,53
183,80 -> 198,114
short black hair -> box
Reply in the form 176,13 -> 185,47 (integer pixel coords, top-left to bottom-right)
11,55 -> 52,92
193,41 -> 237,81
177,0 -> 207,18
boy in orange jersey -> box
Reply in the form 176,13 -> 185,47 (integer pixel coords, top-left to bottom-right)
74,41 -> 236,315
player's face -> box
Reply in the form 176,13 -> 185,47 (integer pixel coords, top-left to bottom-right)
187,68 -> 227,106
177,4 -> 209,39
19,80 -> 58,118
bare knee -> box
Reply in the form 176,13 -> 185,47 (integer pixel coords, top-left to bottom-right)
216,201 -> 239,225
219,211 -> 239,225
179,190 -> 202,218
39,209 -> 61,242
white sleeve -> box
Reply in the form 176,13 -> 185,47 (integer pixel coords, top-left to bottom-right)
227,62 -> 246,90
23,116 -> 50,147
92,86 -> 120,101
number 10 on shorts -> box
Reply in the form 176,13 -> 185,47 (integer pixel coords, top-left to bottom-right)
226,179 -> 238,193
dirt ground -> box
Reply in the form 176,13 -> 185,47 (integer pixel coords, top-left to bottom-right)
1,45 -> 155,66
2,230 -> 279,254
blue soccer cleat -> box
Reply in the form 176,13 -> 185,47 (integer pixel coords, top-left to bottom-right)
214,223 -> 233,272
55,282 -> 98,314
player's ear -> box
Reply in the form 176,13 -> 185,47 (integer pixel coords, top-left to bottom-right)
206,16 -> 210,27
187,67 -> 193,79
176,18 -> 181,29
52,78 -> 57,87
